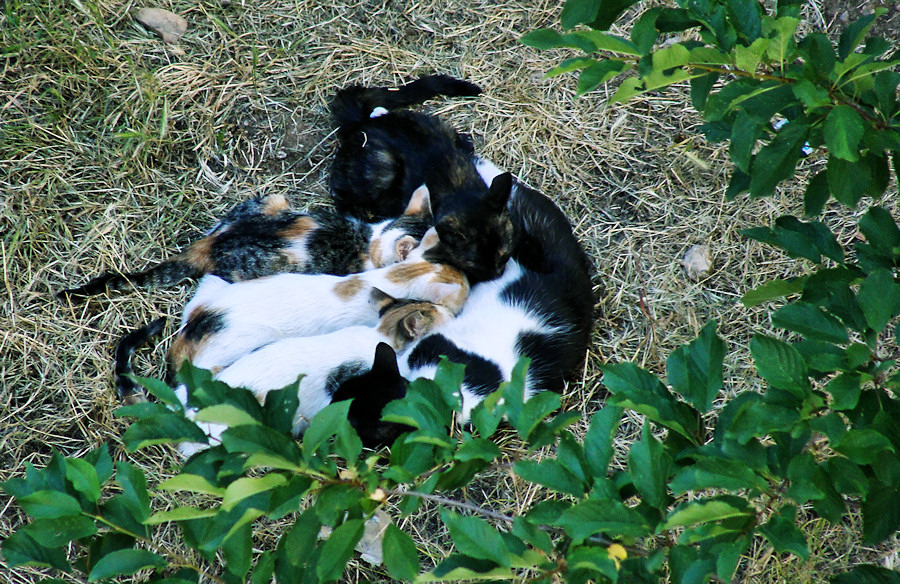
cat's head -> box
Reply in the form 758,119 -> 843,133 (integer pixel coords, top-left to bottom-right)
427,173 -> 518,284
368,185 -> 434,268
330,342 -> 412,447
375,298 -> 454,349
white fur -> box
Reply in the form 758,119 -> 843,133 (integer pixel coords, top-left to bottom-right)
474,157 -> 504,187
370,106 -> 389,118
398,260 -> 561,420
215,326 -> 391,435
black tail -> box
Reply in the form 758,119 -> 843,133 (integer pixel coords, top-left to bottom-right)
330,74 -> 482,128
115,317 -> 166,405
58,258 -> 203,301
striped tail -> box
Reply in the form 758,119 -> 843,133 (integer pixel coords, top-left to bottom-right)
330,74 -> 482,128
115,317 -> 166,405
57,257 -> 203,300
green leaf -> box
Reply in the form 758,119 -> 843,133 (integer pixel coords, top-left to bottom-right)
837,11 -> 876,59
302,400 -> 351,460
741,277 -> 806,307
825,373 -> 862,411
584,405 -> 623,477
743,216 -> 844,264
663,496 -> 754,530
121,413 -> 210,451
557,499 -> 651,541
561,0 -> 602,30
567,545 -> 620,581
145,506 -> 218,525
610,76 -> 644,104
828,156 -> 869,207
222,474 -> 288,511
515,390 -> 560,441
442,510 -> 511,567
194,404 -> 260,427
252,550 -> 275,584
627,421 -> 670,508
520,29 -> 568,50
222,424 -> 301,463
316,518 -> 364,581
857,269 -> 900,332
859,206 -> 900,256
862,480 -> 900,545
758,506 -> 809,559
749,119 -> 809,198
571,30 -> 641,54
690,72 -> 719,110
729,108 -> 761,174
22,515 -> 97,548
261,382 -> 301,434
276,508 -> 321,573
18,491 -> 82,519
116,461 -> 150,522
454,438 -> 502,463
771,302 -> 849,344
834,429 -> 894,464
511,516 -> 553,555
602,362 -> 699,443
726,402 -> 801,443
1,530 -> 70,571
383,523 -> 419,580
157,473 -> 226,496
545,57 -> 596,78
514,458 -> 584,497
824,106 -> 865,162
576,60 -> 626,95
669,457 -> 768,494
792,79 -> 831,111
666,320 -> 725,412
129,374 -> 184,413
223,521 -> 252,580
749,335 -> 809,398
832,564 -> 900,584
804,170 -> 830,216
66,458 -> 102,504
88,549 -> 167,581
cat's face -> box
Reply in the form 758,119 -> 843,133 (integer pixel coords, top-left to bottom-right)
428,173 -> 518,284
376,300 -> 454,349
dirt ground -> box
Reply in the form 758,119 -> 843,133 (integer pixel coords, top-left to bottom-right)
1,0 -> 898,582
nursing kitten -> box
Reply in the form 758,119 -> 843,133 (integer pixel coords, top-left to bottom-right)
169,227 -> 469,374
330,74 -> 518,284
58,186 -> 433,299
393,163 -> 594,421
212,304 -> 446,441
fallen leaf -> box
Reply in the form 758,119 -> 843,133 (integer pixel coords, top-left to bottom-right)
682,244 -> 713,281
132,7 -> 188,44
318,509 -> 391,566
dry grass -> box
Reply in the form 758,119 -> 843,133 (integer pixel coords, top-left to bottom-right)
1,0 -> 898,582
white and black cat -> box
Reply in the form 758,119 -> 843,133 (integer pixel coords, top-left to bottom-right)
58,186 -> 433,299
329,75 -> 519,285
168,226 -> 469,374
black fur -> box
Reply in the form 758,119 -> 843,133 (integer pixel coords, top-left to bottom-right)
329,75 -> 518,284
330,343 -> 412,447
180,309 -> 225,342
114,317 -> 166,405
407,334 -> 504,397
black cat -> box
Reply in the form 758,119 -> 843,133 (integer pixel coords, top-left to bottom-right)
329,74 -> 518,284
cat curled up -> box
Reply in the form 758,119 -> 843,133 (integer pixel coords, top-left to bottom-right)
115,303 -> 437,452
330,74 -> 518,284
58,185 -> 433,299
168,227 -> 468,374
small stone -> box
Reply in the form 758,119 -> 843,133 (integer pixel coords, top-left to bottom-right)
132,7 -> 188,44
682,244 -> 713,281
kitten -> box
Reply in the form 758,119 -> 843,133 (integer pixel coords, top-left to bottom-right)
58,186 -> 433,299
169,227 -> 469,374
213,304 -> 446,440
393,164 -> 594,421
329,74 -> 519,284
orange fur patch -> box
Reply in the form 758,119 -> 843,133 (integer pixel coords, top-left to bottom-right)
376,302 -> 446,348
185,236 -> 217,272
261,194 -> 290,215
334,276 -> 366,300
277,216 -> 317,240
368,237 -> 383,268
386,261 -> 433,283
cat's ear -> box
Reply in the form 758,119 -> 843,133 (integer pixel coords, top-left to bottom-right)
485,172 -> 513,211
401,310 -> 431,340
369,287 -> 397,311
418,227 -> 441,250
372,342 -> 400,376
403,184 -> 433,218
394,235 -> 418,261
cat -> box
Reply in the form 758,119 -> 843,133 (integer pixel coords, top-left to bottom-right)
114,304 -> 439,452
329,74 -> 519,284
57,185 -> 434,299
168,227 -> 469,374
387,161 -> 594,422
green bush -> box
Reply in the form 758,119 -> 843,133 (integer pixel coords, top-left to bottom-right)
3,0 -> 900,582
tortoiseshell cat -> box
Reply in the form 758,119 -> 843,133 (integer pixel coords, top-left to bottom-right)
58,186 -> 433,299
329,74 -> 518,284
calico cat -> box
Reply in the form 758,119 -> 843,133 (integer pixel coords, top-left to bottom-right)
391,163 -> 594,421
58,185 -> 433,299
329,75 -> 518,284
169,227 -> 469,374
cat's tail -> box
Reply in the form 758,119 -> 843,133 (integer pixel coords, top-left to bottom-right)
57,257 -> 205,301
330,74 -> 482,127
115,317 -> 166,405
